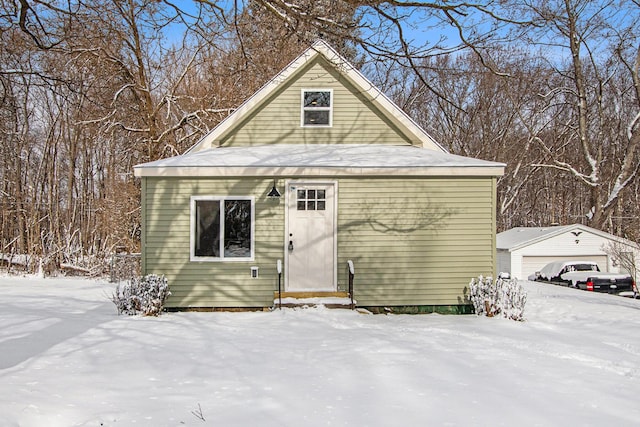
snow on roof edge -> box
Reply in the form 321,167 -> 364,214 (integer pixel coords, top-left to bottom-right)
134,144 -> 505,172
496,224 -> 633,251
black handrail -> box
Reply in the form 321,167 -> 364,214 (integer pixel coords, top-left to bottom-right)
347,260 -> 355,309
277,259 -> 282,310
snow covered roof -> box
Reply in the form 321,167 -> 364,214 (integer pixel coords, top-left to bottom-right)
134,41 -> 506,178
134,144 -> 505,177
496,224 -> 626,251
185,40 -> 445,153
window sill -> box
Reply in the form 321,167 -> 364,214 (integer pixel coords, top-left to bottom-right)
190,256 -> 255,263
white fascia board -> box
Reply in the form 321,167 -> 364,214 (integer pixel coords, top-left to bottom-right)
185,40 -> 446,154
313,42 -> 445,152
134,165 -> 505,178
565,224 -> 636,247
185,44 -> 324,154
507,223 -> 630,252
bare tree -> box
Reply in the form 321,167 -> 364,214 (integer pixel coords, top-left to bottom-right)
515,0 -> 640,232
1,0 -> 234,270
2,0 -> 639,272
603,239 -> 639,286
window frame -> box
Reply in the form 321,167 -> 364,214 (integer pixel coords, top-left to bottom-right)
190,195 -> 255,262
296,188 -> 327,211
301,89 -> 333,127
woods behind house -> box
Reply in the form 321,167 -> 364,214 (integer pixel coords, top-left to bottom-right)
1,1 -> 638,273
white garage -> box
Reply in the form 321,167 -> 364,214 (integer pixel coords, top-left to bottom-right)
496,224 -> 639,281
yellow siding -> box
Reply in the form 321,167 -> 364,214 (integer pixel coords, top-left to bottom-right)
142,176 -> 497,309
336,178 -> 496,306
142,177 -> 285,308
220,58 -> 414,146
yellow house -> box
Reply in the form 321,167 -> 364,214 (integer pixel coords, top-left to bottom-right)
134,41 -> 505,313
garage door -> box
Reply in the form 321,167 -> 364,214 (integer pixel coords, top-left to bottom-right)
522,255 -> 609,279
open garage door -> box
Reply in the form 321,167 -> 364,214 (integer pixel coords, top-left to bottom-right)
522,255 -> 608,279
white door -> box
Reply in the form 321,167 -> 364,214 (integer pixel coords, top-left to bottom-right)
286,182 -> 336,291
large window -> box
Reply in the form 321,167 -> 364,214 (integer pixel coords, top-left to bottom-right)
301,89 -> 332,127
191,196 -> 254,261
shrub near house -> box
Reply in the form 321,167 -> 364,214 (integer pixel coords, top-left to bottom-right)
112,274 -> 170,315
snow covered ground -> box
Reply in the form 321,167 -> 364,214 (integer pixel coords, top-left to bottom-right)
0,276 -> 639,426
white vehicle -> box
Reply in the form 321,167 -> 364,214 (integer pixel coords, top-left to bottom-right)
528,260 -> 599,283
529,260 -> 637,297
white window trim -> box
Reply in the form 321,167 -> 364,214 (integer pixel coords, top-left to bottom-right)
301,89 -> 333,127
190,195 -> 255,262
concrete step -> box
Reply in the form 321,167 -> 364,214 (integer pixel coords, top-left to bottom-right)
273,291 -> 354,309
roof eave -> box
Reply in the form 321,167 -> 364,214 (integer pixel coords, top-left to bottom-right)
183,40 -> 446,155
503,223 -> 631,251
500,226 -> 571,251
133,165 -> 505,178
312,42 -> 445,152
183,45 -> 320,154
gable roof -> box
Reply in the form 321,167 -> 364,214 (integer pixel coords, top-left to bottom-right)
496,224 -> 629,251
134,144 -> 504,177
185,40 -> 445,153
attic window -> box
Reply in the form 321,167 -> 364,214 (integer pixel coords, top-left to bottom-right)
302,89 -> 332,127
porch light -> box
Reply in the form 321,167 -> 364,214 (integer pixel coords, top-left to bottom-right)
267,180 -> 281,198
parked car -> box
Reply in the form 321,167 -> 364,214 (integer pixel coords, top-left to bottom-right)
563,271 -> 636,295
528,260 -> 600,284
529,260 -> 637,297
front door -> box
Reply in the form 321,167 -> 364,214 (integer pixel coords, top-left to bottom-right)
286,182 -> 336,291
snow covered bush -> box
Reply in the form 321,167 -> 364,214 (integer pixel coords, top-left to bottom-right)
469,275 -> 527,321
112,274 -> 170,316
